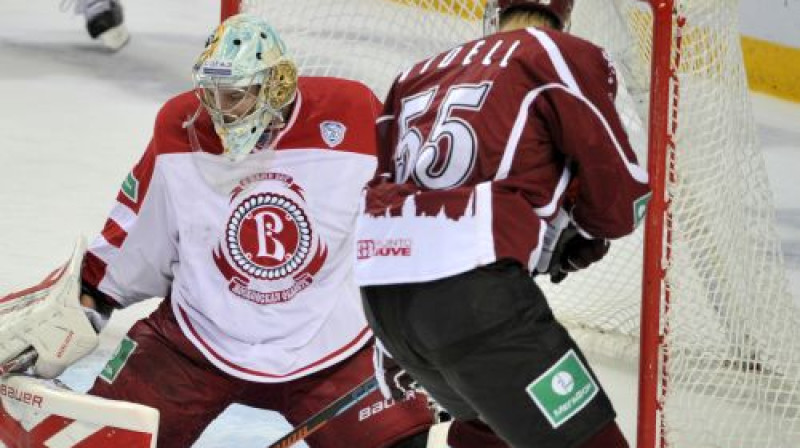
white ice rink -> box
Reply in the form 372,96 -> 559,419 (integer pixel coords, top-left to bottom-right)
1,1 -> 799,446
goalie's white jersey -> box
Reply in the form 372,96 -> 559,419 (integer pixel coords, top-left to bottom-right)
81,78 -> 380,382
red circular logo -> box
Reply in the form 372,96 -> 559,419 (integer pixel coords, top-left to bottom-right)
226,193 -> 312,280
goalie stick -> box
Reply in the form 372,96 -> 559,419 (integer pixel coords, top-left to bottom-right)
267,376 -> 378,448
0,348 -> 36,377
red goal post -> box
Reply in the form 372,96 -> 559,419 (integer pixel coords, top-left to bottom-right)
221,0 -> 239,23
219,2 -> 800,447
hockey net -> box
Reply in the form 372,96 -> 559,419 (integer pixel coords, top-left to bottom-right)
227,0 -> 800,446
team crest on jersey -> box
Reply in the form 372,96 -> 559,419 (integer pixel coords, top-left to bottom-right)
213,172 -> 327,305
319,121 -> 346,148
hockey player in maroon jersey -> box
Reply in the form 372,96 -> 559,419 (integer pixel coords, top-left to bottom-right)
61,13 -> 471,448
357,1 -> 651,447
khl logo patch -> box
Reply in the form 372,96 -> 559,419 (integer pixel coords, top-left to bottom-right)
526,349 -> 599,428
320,121 -> 346,147
100,336 -> 137,384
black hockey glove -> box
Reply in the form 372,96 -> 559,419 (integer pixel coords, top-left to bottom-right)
80,281 -> 114,332
373,340 -> 417,401
548,226 -> 610,283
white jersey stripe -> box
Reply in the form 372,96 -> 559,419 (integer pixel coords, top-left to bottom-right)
500,82 -> 648,186
527,28 -> 648,183
109,202 -> 138,231
527,28 -> 582,94
175,302 -> 372,383
376,115 -> 394,124
495,84 -> 552,181
528,219 -> 549,272
555,85 -> 650,182
88,235 -> 116,264
87,202 -> 138,265
534,164 -> 572,218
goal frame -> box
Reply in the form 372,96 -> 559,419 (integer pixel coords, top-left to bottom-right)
637,2 -> 675,448
218,2 -> 677,447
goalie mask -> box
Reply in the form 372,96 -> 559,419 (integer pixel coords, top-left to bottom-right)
192,14 -> 298,162
484,0 -> 574,34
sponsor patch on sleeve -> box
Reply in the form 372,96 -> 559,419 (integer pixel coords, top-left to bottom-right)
121,171 -> 140,203
633,192 -> 652,227
100,336 -> 137,384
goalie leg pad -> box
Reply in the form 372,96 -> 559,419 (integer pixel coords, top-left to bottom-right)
88,299 -> 236,447
0,374 -> 158,448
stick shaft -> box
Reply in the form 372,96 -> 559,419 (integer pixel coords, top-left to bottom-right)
0,348 -> 37,376
267,376 -> 378,448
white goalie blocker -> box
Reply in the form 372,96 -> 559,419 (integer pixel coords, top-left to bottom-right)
0,237 -> 159,447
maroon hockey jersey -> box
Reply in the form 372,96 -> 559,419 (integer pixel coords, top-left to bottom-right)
354,27 -> 651,286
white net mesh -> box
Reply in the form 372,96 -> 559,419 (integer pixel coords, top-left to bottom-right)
240,0 -> 483,98
238,0 -> 800,445
564,2 -> 800,445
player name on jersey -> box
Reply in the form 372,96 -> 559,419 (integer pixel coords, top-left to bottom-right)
398,38 -> 522,82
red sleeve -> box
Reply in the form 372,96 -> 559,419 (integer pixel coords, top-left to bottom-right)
81,136 -> 158,296
335,80 -> 383,158
543,40 -> 650,239
362,84 -> 383,159
81,93 -> 197,297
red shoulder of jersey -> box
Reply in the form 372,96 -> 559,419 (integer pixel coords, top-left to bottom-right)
525,28 -> 619,100
150,91 -> 223,156
111,92 -> 221,216
275,77 -> 382,157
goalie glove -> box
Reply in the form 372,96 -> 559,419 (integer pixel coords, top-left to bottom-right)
0,237 -> 100,378
373,339 -> 416,401
547,226 -> 610,283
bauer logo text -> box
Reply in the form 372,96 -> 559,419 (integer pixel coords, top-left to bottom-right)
0,384 -> 43,408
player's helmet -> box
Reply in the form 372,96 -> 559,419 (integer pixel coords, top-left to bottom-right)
484,0 -> 575,34
192,14 -> 298,162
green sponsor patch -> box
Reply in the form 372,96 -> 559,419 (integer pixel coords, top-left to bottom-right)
100,336 -> 137,384
633,192 -> 652,227
526,349 -> 599,428
122,171 -> 140,203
